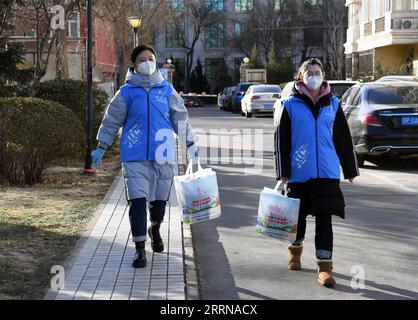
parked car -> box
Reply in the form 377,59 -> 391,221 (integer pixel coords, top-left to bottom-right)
376,75 -> 418,82
219,86 -> 235,111
340,81 -> 418,167
240,84 -> 281,118
273,81 -> 295,127
231,82 -> 259,113
222,86 -> 235,111
182,95 -> 204,108
328,80 -> 359,99
217,88 -> 227,109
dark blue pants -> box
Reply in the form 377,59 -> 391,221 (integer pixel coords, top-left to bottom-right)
128,198 -> 166,242
294,213 -> 333,259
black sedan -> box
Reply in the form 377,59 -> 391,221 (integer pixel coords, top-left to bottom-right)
182,96 -> 204,108
341,81 -> 418,167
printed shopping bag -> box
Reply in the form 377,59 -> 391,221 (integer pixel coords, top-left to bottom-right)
174,160 -> 221,224
256,180 -> 300,242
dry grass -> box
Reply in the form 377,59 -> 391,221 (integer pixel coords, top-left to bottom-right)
0,151 -> 121,300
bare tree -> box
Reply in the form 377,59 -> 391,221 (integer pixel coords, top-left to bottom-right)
171,0 -> 225,92
228,0 -> 301,65
323,0 -> 347,79
94,0 -> 173,86
12,0 -> 79,95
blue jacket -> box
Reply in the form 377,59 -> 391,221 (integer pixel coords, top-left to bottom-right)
119,81 -> 174,162
96,70 -> 196,163
285,95 -> 340,182
275,81 -> 359,183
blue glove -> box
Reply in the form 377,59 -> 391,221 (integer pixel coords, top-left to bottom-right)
187,144 -> 199,161
91,147 -> 106,168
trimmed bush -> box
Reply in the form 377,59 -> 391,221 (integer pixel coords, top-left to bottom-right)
36,79 -> 109,140
0,97 -> 85,186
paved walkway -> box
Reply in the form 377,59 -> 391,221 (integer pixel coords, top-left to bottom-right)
46,174 -> 186,300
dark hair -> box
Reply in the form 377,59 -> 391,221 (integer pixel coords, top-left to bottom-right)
296,57 -> 325,80
130,44 -> 157,64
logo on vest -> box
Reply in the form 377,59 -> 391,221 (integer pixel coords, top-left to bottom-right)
292,144 -> 309,169
154,89 -> 168,104
123,124 -> 143,148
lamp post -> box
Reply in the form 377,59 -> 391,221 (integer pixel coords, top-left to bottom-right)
128,16 -> 141,48
163,58 -> 175,84
240,57 -> 250,83
83,0 -> 94,175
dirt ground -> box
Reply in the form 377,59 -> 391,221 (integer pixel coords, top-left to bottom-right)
0,151 -> 121,300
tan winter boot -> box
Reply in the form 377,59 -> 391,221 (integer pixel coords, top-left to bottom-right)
317,260 -> 336,287
288,245 -> 303,270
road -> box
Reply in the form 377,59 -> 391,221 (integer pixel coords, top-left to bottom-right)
186,106 -> 418,300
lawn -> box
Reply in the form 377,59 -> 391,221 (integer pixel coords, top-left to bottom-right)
0,151 -> 121,300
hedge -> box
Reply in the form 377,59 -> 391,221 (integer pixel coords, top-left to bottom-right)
0,97 -> 85,186
36,79 -> 109,140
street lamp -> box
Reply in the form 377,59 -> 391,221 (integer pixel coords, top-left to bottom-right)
128,16 -> 142,48
243,57 -> 250,64
83,0 -> 94,175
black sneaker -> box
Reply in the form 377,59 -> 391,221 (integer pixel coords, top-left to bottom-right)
148,225 -> 164,253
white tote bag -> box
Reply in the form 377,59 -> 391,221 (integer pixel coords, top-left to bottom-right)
174,160 -> 221,224
256,180 -> 300,242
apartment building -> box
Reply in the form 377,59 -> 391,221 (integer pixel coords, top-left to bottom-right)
344,0 -> 418,80
154,0 -> 326,92
10,6 -> 117,84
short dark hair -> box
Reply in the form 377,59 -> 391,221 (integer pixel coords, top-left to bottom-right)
130,44 -> 157,64
296,58 -> 325,80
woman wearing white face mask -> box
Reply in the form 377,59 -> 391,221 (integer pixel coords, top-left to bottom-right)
274,58 -> 359,286
91,45 -> 199,268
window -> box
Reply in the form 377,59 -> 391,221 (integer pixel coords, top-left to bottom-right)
363,0 -> 371,22
234,0 -> 253,11
393,0 -> 418,10
166,22 -> 184,48
374,0 -> 385,17
205,23 -> 224,48
171,0 -> 185,11
274,0 -> 285,10
205,0 -> 224,11
24,30 -> 36,37
234,22 -> 241,38
67,13 -> 80,38
305,0 -> 323,5
204,58 -> 223,81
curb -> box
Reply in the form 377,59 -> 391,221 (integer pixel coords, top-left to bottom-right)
44,169 -> 123,300
177,149 -> 201,300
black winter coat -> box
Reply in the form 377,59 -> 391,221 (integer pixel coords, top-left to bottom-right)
274,83 -> 359,219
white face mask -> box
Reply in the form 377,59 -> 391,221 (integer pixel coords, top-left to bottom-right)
304,75 -> 323,91
137,60 -> 156,76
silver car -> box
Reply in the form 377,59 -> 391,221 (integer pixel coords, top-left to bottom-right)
240,84 -> 281,118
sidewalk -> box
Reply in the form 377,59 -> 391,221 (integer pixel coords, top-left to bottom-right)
45,170 -> 192,300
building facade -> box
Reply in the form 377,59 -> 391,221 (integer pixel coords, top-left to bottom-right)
154,0 -> 327,93
344,0 -> 418,80
10,5 -> 118,86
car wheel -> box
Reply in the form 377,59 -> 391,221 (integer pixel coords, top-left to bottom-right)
356,152 -> 366,168
246,112 -> 252,118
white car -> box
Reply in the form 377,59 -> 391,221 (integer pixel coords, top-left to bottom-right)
376,75 -> 418,82
240,84 -> 281,118
273,81 -> 294,127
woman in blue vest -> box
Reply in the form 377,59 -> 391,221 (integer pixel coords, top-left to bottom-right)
274,58 -> 359,286
91,45 -> 198,268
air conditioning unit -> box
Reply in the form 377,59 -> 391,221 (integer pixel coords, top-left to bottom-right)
401,19 -> 415,29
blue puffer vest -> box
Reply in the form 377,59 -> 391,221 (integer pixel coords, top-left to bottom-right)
119,81 -> 175,162
284,95 -> 341,183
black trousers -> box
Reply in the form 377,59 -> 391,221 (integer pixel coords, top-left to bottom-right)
294,212 -> 333,259
128,198 -> 166,242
